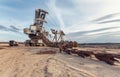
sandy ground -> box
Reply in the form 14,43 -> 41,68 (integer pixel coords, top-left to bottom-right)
0,46 -> 120,77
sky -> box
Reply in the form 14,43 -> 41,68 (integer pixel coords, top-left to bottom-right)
0,0 -> 120,43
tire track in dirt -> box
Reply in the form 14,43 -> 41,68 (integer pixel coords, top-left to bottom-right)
45,57 -> 96,77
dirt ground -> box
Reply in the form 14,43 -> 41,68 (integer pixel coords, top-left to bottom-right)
0,46 -> 120,77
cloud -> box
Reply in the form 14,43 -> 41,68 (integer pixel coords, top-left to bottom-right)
66,30 -> 120,43
46,0 -> 65,30
10,25 -> 20,30
0,25 -> 21,33
0,25 -> 9,31
91,12 -> 120,24
66,26 -> 120,37
66,26 -> 120,43
98,19 -> 120,24
92,13 -> 120,22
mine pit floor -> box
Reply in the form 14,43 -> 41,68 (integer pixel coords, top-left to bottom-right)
0,47 -> 120,77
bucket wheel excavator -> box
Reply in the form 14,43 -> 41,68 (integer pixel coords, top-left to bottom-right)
23,9 -> 67,47
23,8 -> 120,65
24,9 -> 53,47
